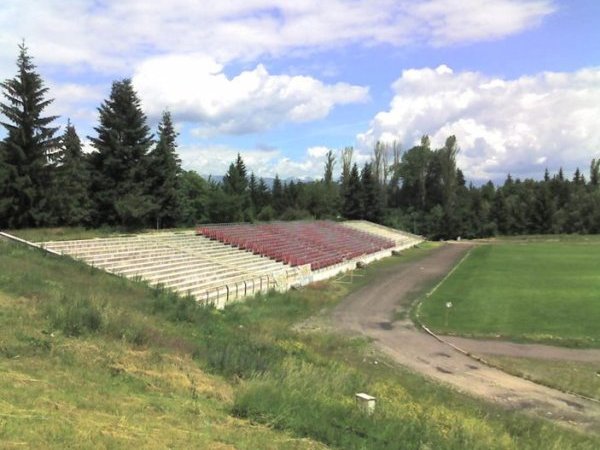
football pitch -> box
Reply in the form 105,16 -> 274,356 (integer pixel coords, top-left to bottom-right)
419,239 -> 600,348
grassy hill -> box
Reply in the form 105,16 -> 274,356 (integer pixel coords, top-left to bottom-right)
0,238 -> 598,449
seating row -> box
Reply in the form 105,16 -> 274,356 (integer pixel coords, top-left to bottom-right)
41,232 -> 295,305
197,221 -> 395,270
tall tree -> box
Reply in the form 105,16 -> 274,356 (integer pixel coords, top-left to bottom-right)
50,121 -> 91,225
590,159 -> 600,187
343,163 -> 362,219
340,146 -> 353,194
387,142 -> 402,208
361,162 -> 382,222
0,42 -> 59,228
149,111 -> 181,228
399,136 -> 432,209
324,149 -> 335,185
88,79 -> 154,227
438,135 -> 458,208
178,170 -> 209,225
223,153 -> 248,195
0,144 -> 9,221
222,153 -> 250,219
272,175 -> 285,215
248,172 -> 258,212
255,177 -> 271,212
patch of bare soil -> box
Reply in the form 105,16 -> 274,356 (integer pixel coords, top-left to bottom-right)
330,243 -> 600,434
440,336 -> 600,362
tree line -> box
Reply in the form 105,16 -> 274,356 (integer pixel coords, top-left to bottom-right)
1,44 -> 599,238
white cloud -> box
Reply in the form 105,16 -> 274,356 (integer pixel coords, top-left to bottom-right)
132,55 -> 368,135
0,1 -> 555,72
412,0 -> 554,46
45,82 -> 105,126
358,65 -> 600,181
179,144 -> 340,180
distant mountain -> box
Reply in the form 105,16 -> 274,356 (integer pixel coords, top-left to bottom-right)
203,175 -> 315,188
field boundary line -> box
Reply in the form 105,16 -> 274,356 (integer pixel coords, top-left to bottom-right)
413,243 -> 473,321
419,323 -> 600,405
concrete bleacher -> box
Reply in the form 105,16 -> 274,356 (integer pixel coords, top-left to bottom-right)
341,220 -> 423,250
36,221 -> 423,309
197,221 -> 396,270
39,231 -> 303,308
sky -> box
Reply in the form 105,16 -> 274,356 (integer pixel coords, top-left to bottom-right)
1,0 -> 599,183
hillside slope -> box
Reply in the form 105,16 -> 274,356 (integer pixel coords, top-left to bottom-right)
0,239 -> 598,449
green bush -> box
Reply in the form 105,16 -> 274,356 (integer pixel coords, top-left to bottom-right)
47,296 -> 103,337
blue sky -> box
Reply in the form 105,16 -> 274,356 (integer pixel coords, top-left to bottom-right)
1,0 -> 599,182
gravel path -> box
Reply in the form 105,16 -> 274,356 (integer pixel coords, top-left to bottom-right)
330,243 -> 600,434
442,336 -> 600,362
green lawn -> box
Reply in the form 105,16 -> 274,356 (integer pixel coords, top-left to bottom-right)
1,239 -> 598,448
419,241 -> 600,347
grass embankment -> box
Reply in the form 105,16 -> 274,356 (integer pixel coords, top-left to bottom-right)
1,238 -> 598,448
7,226 -> 195,243
419,241 -> 600,347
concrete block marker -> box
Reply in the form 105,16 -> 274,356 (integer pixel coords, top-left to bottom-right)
355,392 -> 376,415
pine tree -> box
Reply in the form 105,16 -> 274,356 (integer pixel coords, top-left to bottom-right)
0,42 -> 59,228
248,172 -> 258,211
272,175 -> 285,215
222,153 -> 248,195
255,177 -> 271,213
360,162 -> 382,222
88,79 -> 154,227
343,163 -> 362,219
590,159 -> 600,187
0,145 -> 9,222
50,121 -> 91,225
149,111 -> 181,228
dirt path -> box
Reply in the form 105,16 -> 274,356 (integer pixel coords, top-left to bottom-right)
441,336 -> 600,362
330,243 -> 600,434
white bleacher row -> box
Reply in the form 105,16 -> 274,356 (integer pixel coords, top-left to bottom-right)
341,221 -> 423,248
39,232 -> 301,308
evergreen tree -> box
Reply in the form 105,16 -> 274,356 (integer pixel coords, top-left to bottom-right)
248,172 -> 258,212
255,177 -> 271,212
343,163 -> 362,219
272,175 -> 285,215
321,150 -> 339,218
149,111 -> 181,228
0,42 -> 59,228
360,162 -> 383,222
223,153 -> 248,195
0,145 -> 9,221
222,153 -> 250,219
88,79 -> 154,227
590,159 -> 600,187
50,121 -> 91,225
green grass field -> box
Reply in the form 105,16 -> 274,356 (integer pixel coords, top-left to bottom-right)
419,240 -> 600,347
1,237 -> 598,448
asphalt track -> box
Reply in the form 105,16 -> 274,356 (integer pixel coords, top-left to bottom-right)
331,243 -> 600,434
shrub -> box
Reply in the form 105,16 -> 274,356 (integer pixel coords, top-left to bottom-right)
47,296 -> 103,337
